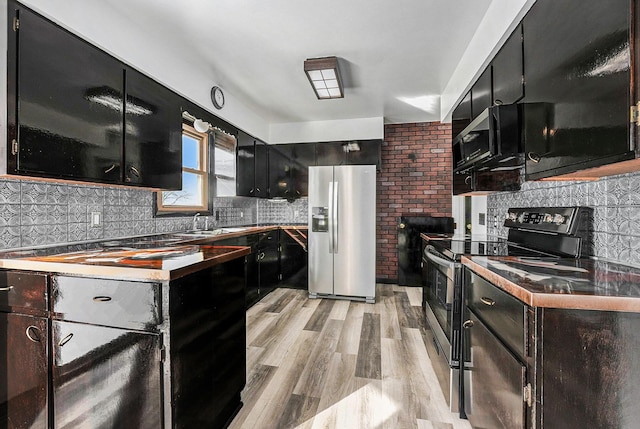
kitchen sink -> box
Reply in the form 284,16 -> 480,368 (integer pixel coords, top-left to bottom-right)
173,227 -> 249,237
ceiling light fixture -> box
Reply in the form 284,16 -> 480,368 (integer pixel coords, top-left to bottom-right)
304,56 -> 344,99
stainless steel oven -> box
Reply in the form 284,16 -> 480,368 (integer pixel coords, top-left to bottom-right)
422,244 -> 463,412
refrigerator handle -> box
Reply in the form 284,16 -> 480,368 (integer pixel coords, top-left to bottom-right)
328,181 -> 334,254
333,181 -> 339,254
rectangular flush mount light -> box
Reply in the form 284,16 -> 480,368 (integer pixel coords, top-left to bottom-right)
304,56 -> 344,99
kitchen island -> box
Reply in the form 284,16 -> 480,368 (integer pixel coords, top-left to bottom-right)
0,236 -> 251,429
461,255 -> 640,429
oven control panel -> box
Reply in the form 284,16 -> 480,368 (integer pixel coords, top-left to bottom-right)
503,207 -> 586,234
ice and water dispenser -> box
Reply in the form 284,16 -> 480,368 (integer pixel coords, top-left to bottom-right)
311,207 -> 329,232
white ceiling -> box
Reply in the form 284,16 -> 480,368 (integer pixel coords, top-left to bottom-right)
69,0 -> 493,125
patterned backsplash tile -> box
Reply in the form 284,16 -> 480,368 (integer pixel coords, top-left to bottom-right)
487,170 -> 640,267
0,178 -> 309,250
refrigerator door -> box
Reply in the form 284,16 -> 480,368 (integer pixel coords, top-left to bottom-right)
334,165 -> 376,299
308,166 -> 335,295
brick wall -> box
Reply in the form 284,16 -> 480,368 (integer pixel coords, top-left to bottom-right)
377,122 -> 452,282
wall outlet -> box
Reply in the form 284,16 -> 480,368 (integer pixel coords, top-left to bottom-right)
90,212 -> 101,227
240,211 -> 244,218
294,210 -> 299,217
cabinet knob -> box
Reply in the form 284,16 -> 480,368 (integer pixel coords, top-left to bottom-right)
104,164 -> 118,174
25,325 -> 42,343
462,320 -> 474,329
480,296 -> 496,306
527,152 -> 541,163
58,333 -> 74,347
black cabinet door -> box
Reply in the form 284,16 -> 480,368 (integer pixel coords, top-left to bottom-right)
347,140 -> 382,168
452,91 -> 472,138
471,67 -> 492,119
52,321 -> 162,429
0,313 -> 48,429
522,0 -> 631,179
316,142 -> 346,166
169,258 -> 246,428
289,143 -> 315,197
236,131 -> 256,197
10,3 -> 123,183
464,311 -> 526,429
258,231 -> 280,299
492,24 -> 524,105
254,141 -> 269,198
124,67 -> 182,189
453,171 -> 473,195
268,146 -> 291,199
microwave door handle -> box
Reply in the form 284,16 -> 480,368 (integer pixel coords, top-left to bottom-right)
425,251 -> 457,271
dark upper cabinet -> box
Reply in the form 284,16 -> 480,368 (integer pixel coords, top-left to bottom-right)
471,66 -> 492,119
522,0 -> 632,180
453,171 -> 474,195
7,1 -> 182,189
268,146 -> 290,198
452,91 -> 472,138
453,169 -> 522,195
235,132 -> 268,198
289,143 -> 315,197
124,67 -> 182,189
316,142 -> 345,166
492,25 -> 524,106
9,3 -> 123,183
254,140 -> 269,198
236,131 -> 256,197
316,140 -> 382,169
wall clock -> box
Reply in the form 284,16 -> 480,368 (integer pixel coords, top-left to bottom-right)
211,86 -> 225,109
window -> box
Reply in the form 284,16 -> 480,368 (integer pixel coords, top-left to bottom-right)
156,121 -> 237,214
213,130 -> 236,197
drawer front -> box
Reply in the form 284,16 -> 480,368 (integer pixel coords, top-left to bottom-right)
257,230 -> 278,250
0,270 -> 47,311
468,271 -> 526,359
51,276 -> 161,331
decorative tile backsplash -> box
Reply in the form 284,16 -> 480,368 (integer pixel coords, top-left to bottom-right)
487,170 -> 640,267
0,178 -> 308,250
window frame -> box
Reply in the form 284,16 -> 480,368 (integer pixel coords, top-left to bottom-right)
155,123 -> 211,215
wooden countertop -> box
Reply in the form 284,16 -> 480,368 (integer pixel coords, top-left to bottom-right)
462,255 -> 640,312
0,225 -> 306,282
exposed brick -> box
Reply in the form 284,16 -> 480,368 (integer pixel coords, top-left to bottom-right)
377,121 -> 452,281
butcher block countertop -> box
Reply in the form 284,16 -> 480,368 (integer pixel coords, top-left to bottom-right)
0,225 -> 305,282
462,255 -> 640,312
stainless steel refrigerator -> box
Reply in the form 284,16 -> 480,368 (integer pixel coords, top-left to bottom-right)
308,165 -> 376,303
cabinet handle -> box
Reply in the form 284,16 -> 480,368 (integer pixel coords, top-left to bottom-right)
465,175 -> 472,184
93,296 -> 112,302
250,188 -> 254,194
480,296 -> 496,306
296,190 -> 301,195
260,252 -> 266,260
0,286 -> 14,292
494,99 -> 503,106
130,166 -> 141,177
58,333 -> 74,347
527,152 -> 541,163
256,187 -> 261,193
462,320 -> 474,329
285,189 -> 290,194
104,164 -> 118,174
25,326 -> 42,343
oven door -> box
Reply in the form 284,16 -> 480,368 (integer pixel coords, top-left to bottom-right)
422,247 -> 459,362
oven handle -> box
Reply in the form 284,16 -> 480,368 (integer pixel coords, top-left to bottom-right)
425,248 -> 457,270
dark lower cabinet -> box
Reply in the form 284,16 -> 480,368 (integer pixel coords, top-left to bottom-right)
279,232 -> 308,289
169,257 -> 246,429
0,313 -> 48,429
51,321 -> 162,429
464,311 -> 526,429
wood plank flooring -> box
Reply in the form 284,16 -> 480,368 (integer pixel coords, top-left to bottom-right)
228,285 -> 472,429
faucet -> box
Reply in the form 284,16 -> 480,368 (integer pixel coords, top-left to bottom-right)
192,213 -> 201,231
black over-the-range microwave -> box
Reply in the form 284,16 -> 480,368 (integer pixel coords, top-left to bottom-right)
452,104 -> 523,173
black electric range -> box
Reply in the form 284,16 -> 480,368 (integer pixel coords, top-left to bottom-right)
421,206 -> 593,415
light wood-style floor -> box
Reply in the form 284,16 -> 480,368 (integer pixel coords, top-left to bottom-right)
228,285 -> 473,429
